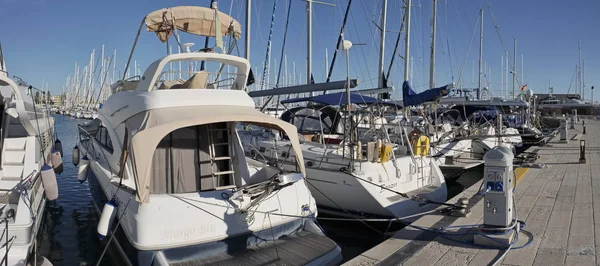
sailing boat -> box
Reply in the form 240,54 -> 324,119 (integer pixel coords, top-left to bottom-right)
76,5 -> 341,265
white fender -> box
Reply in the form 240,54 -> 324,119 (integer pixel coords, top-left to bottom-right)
51,149 -> 63,174
98,201 -> 116,240
77,156 -> 89,183
41,164 -> 58,200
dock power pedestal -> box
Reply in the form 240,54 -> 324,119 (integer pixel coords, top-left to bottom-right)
560,118 -> 569,143
475,146 -> 518,247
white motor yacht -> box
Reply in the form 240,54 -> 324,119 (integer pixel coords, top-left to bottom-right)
0,53 -> 56,265
75,5 -> 341,266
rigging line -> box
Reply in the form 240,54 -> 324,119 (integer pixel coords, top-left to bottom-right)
304,180 -> 383,235
259,0 -> 277,93
259,1 -> 291,115
83,50 -> 103,106
95,195 -> 134,266
455,12 -> 480,89
201,0 -> 216,71
442,2 -> 455,81
93,54 -> 114,107
386,5 -> 405,81
274,0 -> 293,90
566,65 -> 577,96
324,0 -> 353,84
484,0 -> 521,86
252,0 -> 266,48
349,9 -> 374,87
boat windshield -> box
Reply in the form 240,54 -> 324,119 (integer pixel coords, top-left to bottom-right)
152,60 -> 243,91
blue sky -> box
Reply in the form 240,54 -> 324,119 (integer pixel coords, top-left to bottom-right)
1,0 -> 598,100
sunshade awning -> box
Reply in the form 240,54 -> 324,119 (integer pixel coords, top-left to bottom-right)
125,105 -> 305,203
145,6 -> 242,42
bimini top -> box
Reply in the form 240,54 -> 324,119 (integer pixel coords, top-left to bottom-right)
145,6 -> 242,42
280,92 -> 402,108
124,105 -> 305,203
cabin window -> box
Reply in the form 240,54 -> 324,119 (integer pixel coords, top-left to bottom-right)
94,126 -> 114,153
150,122 -> 236,194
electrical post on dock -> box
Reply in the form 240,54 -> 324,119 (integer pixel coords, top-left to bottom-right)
570,114 -> 576,130
573,109 -> 578,124
583,120 -> 586,134
560,117 -> 569,143
580,140 -> 586,164
475,146 -> 517,246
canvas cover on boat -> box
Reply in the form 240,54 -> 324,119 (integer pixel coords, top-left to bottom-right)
402,80 -> 451,107
145,6 -> 242,42
281,92 -> 402,108
125,105 -> 305,203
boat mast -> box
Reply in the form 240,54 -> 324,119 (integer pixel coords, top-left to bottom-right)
501,54 -> 503,98
505,51 -> 508,99
477,8 -> 483,99
245,0 -> 251,61
429,0 -> 437,89
512,38 -> 516,99
306,0 -> 334,93
583,60 -> 585,101
403,0 -> 412,81
578,39 -> 582,99
307,0 -> 312,91
378,0 -> 388,91
521,54 -> 524,88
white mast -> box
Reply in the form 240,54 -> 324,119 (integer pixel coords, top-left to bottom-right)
505,51 -> 508,99
583,60 -> 585,101
512,38 -> 516,99
113,49 -> 117,84
501,54 -> 504,98
471,61 -> 474,88
292,61 -> 296,85
477,8 -> 483,99
245,0 -> 251,61
521,54 -> 524,87
403,0 -> 412,81
325,48 -> 329,79
307,0 -> 312,89
578,39 -> 582,98
284,54 -> 288,87
379,0 -> 388,89
429,0 -> 437,89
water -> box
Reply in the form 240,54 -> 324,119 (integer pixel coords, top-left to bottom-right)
37,115 -> 484,265
38,115 -> 120,266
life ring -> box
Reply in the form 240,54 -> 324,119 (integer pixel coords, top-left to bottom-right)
412,135 -> 430,156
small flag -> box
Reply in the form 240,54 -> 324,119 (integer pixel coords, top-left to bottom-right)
521,84 -> 527,91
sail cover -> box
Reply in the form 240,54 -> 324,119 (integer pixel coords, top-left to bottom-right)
145,6 -> 242,42
281,92 -> 402,108
402,80 -> 451,107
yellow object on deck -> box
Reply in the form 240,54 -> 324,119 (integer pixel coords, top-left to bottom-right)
412,135 -> 430,156
514,168 -> 529,183
379,143 -> 393,163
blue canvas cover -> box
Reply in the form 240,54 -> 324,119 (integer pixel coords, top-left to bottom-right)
402,80 -> 451,107
281,92 -> 401,107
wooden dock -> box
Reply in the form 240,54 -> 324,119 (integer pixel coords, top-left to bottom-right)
345,118 -> 598,266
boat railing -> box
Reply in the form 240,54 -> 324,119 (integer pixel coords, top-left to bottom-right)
152,69 -> 243,91
0,209 -> 16,265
